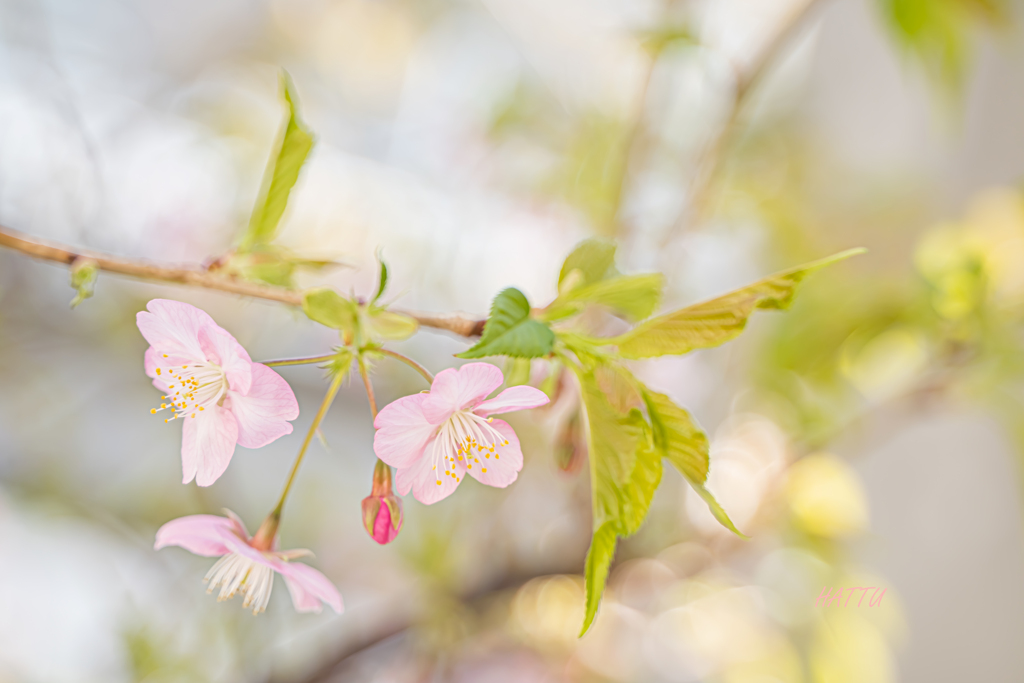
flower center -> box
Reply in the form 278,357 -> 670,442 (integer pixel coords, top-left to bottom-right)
429,410 -> 511,486
204,552 -> 274,615
150,355 -> 229,422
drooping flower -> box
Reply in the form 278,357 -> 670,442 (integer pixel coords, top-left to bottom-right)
137,299 -> 299,486
361,459 -> 403,544
373,362 -> 549,504
155,510 -> 342,615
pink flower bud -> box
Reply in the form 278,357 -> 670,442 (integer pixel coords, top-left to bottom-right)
362,460 -> 403,544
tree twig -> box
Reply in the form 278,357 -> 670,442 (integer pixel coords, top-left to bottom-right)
665,0 -> 828,240
0,225 -> 486,338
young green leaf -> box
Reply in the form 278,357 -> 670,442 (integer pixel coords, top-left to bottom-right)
575,367 -> 663,635
372,253 -> 388,304
612,249 -> 865,359
581,523 -> 617,636
456,288 -> 556,359
240,71 -> 315,251
558,238 -> 618,290
549,273 -> 663,322
505,357 -> 532,387
302,288 -> 357,331
365,309 -> 418,341
641,388 -> 709,484
640,387 -> 744,537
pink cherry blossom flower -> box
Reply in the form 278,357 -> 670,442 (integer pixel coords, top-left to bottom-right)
373,362 -> 549,504
137,299 -> 299,486
155,510 -> 342,615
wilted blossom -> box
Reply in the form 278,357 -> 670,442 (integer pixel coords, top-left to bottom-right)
137,299 -> 300,486
362,459 -> 403,544
373,363 -> 549,504
155,510 -> 342,615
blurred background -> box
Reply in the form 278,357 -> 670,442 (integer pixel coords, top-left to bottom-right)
2,0 -> 1024,680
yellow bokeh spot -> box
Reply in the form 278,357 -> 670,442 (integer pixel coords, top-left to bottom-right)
785,453 -> 868,537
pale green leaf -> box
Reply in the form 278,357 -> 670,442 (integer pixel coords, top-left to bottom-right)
240,71 -> 315,250
505,357 -> 532,387
302,288 -> 357,331
613,249 -> 865,359
581,523 -> 617,636
691,481 -> 747,539
641,388 -> 709,484
365,309 -> 418,341
575,366 -> 663,635
558,238 -> 617,290
565,273 -> 664,322
456,288 -> 555,359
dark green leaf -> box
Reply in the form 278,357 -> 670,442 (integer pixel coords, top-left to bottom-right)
456,288 -> 555,359
240,71 -> 315,250
613,249 -> 865,359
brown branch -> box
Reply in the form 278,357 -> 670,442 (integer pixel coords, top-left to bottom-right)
666,0 -> 828,240
0,225 -> 485,337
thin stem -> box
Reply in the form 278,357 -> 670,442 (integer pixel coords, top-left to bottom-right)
376,347 -> 435,385
358,356 -> 378,419
270,370 -> 346,518
261,354 -> 336,367
0,225 -> 486,337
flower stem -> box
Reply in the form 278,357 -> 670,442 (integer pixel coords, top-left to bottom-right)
261,354 -> 337,367
376,348 -> 434,385
270,369 -> 345,519
358,356 -> 378,419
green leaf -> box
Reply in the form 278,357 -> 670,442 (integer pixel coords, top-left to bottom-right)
690,482 -> 746,538
641,388 -> 708,484
581,523 -> 617,636
505,357 -> 532,387
69,258 -> 98,309
613,249 -> 865,359
640,387 -> 744,537
372,253 -> 389,304
456,288 -> 556,359
558,238 -> 617,291
549,273 -> 663,322
575,366 -> 663,634
302,288 -> 357,331
240,71 -> 315,250
365,309 -> 418,341
879,0 -> 1007,93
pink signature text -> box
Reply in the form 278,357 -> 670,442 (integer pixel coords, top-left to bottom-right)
816,586 -> 886,607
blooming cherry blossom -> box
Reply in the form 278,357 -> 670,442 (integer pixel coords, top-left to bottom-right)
155,510 -> 342,615
373,363 -> 549,504
137,299 -> 299,486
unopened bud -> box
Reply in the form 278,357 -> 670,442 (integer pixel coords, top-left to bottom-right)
362,460 -> 403,544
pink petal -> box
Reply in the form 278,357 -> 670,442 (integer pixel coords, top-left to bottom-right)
373,393 -> 436,469
144,346 -> 193,389
221,508 -> 251,539
278,561 -> 344,614
198,326 -> 253,395
229,363 -> 299,449
181,405 -> 239,486
136,299 -> 217,362
473,385 -> 550,417
154,514 -> 238,556
395,442 -> 463,504
464,419 -> 523,488
422,363 -> 503,423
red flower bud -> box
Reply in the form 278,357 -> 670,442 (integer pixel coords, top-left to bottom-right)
362,460 -> 403,544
